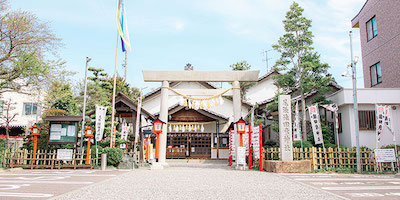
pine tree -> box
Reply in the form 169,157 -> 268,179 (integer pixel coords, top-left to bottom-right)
272,2 -> 331,140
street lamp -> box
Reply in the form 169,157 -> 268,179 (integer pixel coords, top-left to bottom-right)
349,31 -> 361,173
80,57 -> 92,153
29,124 -> 40,164
84,125 -> 94,165
235,118 -> 246,147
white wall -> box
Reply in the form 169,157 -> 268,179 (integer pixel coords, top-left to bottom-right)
246,78 -> 277,104
328,89 -> 400,149
1,91 -> 43,128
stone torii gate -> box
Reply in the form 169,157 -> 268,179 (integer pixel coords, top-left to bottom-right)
143,70 -> 259,169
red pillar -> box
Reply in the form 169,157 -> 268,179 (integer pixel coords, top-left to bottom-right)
259,123 -> 263,171
229,128 -> 232,166
249,125 -> 252,170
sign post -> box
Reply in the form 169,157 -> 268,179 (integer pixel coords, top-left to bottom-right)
278,95 -> 293,161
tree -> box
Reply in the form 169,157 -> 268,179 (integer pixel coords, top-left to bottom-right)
229,61 -> 256,101
0,0 -> 64,94
272,2 -> 331,140
0,99 -> 17,148
44,80 -> 79,115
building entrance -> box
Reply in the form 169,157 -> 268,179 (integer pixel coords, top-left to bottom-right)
167,133 -> 211,159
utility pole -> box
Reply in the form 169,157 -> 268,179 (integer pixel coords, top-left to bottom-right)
80,57 -> 91,153
349,31 -> 361,173
261,49 -> 272,72
124,51 -> 127,81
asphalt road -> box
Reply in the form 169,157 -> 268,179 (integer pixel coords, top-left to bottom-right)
280,173 -> 400,200
0,169 -> 129,200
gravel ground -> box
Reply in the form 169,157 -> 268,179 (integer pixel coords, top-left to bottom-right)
51,163 -> 345,200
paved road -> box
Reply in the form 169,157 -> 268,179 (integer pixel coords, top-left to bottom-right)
280,173 -> 400,200
51,163 -> 343,200
0,169 -> 129,200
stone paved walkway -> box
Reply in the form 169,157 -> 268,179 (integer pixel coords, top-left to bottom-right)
52,163 -> 344,200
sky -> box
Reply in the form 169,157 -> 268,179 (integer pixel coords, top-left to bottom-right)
11,0 -> 366,93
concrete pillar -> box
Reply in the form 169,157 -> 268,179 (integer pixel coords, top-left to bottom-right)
158,80 -> 169,166
232,81 -> 241,166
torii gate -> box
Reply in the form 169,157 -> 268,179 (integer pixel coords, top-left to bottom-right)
143,70 -> 259,168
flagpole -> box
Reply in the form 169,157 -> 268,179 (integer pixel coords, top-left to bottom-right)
124,51 -> 127,81
110,32 -> 119,148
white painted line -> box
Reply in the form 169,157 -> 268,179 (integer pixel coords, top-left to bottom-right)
0,176 -> 68,181
0,192 -> 53,198
346,193 -> 384,197
0,180 -> 93,184
322,186 -> 400,191
0,184 -> 30,190
0,174 -> 116,177
295,178 -> 400,181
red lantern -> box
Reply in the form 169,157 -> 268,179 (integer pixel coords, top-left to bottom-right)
30,123 -> 41,136
84,125 -> 95,138
236,118 -> 246,134
153,119 -> 164,134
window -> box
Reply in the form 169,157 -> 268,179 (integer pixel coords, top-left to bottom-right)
358,110 -> 376,130
370,62 -> 382,86
366,16 -> 377,41
23,102 -> 39,115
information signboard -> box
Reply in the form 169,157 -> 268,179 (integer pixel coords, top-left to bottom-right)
57,149 -> 73,161
375,149 -> 396,163
237,147 -> 246,165
49,122 -> 78,143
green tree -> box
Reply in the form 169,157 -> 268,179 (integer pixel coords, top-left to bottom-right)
81,68 -> 140,143
0,0 -> 65,94
44,81 -> 79,115
229,61 -> 256,101
272,2 -> 331,140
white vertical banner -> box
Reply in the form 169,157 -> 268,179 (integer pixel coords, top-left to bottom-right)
120,123 -> 129,149
384,106 -> 392,131
95,105 -> 107,141
376,104 -> 385,144
308,104 -> 324,145
252,125 -> 260,159
278,95 -> 293,161
229,129 -> 236,160
293,101 -> 301,141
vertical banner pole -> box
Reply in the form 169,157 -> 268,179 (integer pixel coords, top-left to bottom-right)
259,123 -> 263,171
110,32 -> 119,148
249,125 -> 252,170
229,128 -> 233,166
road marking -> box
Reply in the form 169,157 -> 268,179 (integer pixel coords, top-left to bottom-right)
0,176 -> 68,180
0,184 -> 30,190
0,192 -> 53,198
0,174 -> 116,177
312,182 -> 369,185
294,178 -> 400,181
0,180 -> 93,184
346,193 -> 384,197
322,186 -> 400,191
